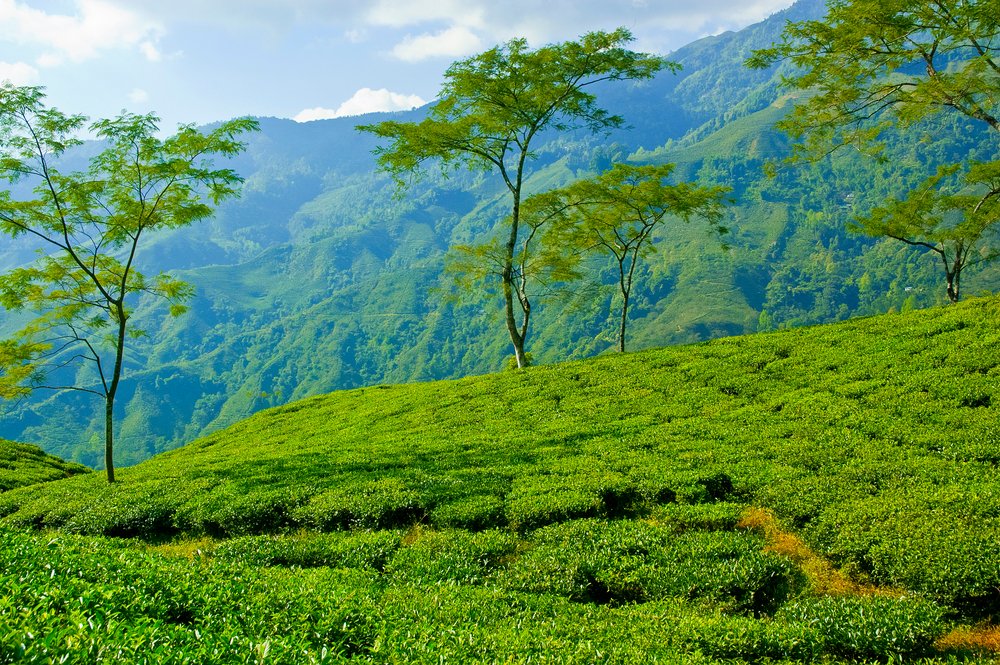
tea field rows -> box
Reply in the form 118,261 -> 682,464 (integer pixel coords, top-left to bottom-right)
2,297 -> 999,662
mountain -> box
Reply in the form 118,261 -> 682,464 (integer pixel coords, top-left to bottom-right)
2,0 -> 998,466
2,297 -> 998,660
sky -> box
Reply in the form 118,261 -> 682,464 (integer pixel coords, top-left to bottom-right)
0,0 -> 796,131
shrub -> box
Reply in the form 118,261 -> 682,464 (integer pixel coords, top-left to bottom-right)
213,530 -> 400,570
429,494 -> 506,530
502,519 -> 802,613
386,528 -> 519,585
292,478 -> 425,530
775,595 -> 947,661
172,482 -> 310,537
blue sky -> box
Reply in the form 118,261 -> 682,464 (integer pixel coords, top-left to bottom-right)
0,0 -> 796,131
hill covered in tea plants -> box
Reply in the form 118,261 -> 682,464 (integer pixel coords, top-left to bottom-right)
2,298 -> 999,662
0,439 -> 89,493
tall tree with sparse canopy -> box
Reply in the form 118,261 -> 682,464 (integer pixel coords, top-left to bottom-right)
748,0 -> 1000,302
0,85 -> 257,482
557,164 -> 730,352
359,29 -> 668,368
860,163 -> 1000,302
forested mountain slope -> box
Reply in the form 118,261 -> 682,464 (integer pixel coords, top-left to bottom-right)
2,0 -> 997,466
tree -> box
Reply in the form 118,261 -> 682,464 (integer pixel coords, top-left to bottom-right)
856,162 -> 1000,302
445,189 -> 588,360
747,0 -> 999,154
359,29 -> 668,368
747,0 -> 1000,301
0,84 -> 257,482
555,164 -> 730,352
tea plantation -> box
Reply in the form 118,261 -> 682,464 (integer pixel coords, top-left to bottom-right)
0,439 -> 90,493
2,298 -> 1000,663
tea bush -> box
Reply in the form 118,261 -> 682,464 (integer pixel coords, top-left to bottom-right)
775,595 -> 947,661
0,439 -> 90,493
212,530 -> 400,570
502,519 -> 803,612
385,528 -> 519,585
3,298 -> 1000,661
0,526 -> 983,663
292,477 -> 426,530
429,493 -> 506,530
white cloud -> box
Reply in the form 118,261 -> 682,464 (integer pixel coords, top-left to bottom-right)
128,88 -> 150,104
0,0 -> 164,64
139,40 -> 162,61
391,26 -> 482,62
293,107 -> 340,122
293,87 -> 427,122
0,60 -> 39,84
344,28 -> 367,43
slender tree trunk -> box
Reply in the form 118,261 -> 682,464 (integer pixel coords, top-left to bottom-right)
502,270 -> 529,367
104,395 -> 116,483
946,268 -> 960,303
104,302 -> 128,483
940,251 -> 961,303
502,165 -> 529,368
617,251 -> 640,353
618,290 -> 629,353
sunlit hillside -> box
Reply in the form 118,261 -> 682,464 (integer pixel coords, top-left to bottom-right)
2,298 -> 999,662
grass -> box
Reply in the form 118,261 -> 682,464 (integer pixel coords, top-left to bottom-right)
2,297 -> 1000,662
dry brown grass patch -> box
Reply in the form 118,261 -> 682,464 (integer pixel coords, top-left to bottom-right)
936,625 -> 1000,654
738,506 -> 883,597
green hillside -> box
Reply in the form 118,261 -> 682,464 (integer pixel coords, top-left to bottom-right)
2,0 -> 1000,478
0,439 -> 90,492
2,299 -> 999,662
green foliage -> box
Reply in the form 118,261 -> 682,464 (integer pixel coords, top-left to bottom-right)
775,595 -> 946,661
503,519 -> 802,613
359,28 -> 669,368
0,439 -> 89,492
857,163 -> 1000,302
747,0 -> 1000,156
430,493 -> 506,530
0,524 -> 965,663
3,297 -> 999,641
292,478 -> 425,531
532,162 -> 731,351
385,528 -> 519,585
0,528 -> 381,663
749,0 -> 1000,304
4,3 -> 1000,463
0,84 -> 257,481
213,530 -> 400,571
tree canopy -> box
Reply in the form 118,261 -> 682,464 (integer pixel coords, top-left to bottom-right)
555,164 -> 730,352
0,84 -> 257,481
359,28 -> 669,367
748,0 -> 1000,302
747,0 -> 999,155
857,162 -> 1000,302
